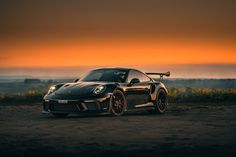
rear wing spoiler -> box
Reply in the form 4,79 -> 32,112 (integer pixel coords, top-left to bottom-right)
146,71 -> 170,82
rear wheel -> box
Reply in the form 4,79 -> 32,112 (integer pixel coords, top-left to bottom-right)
110,90 -> 127,116
155,89 -> 168,113
148,89 -> 168,114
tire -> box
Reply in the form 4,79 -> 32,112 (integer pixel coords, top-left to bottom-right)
52,113 -> 68,117
110,89 -> 127,116
148,89 -> 168,114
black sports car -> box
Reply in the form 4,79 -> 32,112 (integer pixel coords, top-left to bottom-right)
42,68 -> 170,117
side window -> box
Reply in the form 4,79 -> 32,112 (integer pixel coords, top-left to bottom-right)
127,70 -> 136,82
127,70 -> 151,82
141,73 -> 152,82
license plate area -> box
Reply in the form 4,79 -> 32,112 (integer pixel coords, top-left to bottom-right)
51,100 -> 86,112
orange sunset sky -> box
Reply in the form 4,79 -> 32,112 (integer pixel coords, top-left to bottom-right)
0,0 -> 236,78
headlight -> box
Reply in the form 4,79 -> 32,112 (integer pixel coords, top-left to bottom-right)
48,86 -> 57,94
93,85 -> 106,94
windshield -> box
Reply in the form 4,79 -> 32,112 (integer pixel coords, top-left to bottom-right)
79,69 -> 129,83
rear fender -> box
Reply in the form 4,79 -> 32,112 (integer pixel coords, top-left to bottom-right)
150,82 -> 168,101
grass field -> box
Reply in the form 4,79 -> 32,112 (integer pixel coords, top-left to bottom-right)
1,81 -> 236,104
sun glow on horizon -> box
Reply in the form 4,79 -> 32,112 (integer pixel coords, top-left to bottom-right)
1,38 -> 236,68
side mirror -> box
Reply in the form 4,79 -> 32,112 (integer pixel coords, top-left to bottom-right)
73,78 -> 79,82
129,78 -> 140,86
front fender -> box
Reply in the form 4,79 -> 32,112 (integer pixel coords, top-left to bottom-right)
43,83 -> 65,99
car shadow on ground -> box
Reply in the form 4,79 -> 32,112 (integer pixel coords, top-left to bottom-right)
40,109 -> 182,120
40,103 -> 194,120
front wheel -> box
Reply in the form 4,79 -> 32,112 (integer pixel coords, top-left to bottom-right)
110,90 -> 127,116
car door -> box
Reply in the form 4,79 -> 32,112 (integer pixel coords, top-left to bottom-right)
125,70 -> 151,108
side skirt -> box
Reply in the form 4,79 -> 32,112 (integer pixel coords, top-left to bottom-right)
134,102 -> 154,108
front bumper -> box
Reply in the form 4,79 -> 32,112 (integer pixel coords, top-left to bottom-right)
42,94 -> 111,114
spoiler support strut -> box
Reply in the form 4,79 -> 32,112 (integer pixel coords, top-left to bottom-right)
146,71 -> 170,82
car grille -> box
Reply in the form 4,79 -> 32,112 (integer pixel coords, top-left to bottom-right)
47,100 -> 85,112
44,100 -> 100,112
52,104 -> 79,112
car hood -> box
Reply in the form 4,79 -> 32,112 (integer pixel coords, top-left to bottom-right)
46,82 -> 115,100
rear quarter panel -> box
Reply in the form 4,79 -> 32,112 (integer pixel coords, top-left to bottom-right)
150,82 -> 168,101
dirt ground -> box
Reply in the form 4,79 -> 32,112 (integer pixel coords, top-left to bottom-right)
0,103 -> 236,157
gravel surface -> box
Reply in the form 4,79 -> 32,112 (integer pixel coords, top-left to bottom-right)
0,103 -> 236,157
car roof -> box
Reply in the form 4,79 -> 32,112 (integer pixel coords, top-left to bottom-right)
91,67 -> 154,81
93,67 -> 137,71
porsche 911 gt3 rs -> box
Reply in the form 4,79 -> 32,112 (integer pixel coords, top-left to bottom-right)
42,68 -> 170,117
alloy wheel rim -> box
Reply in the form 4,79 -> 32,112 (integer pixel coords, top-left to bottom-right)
157,93 -> 167,111
111,92 -> 124,114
